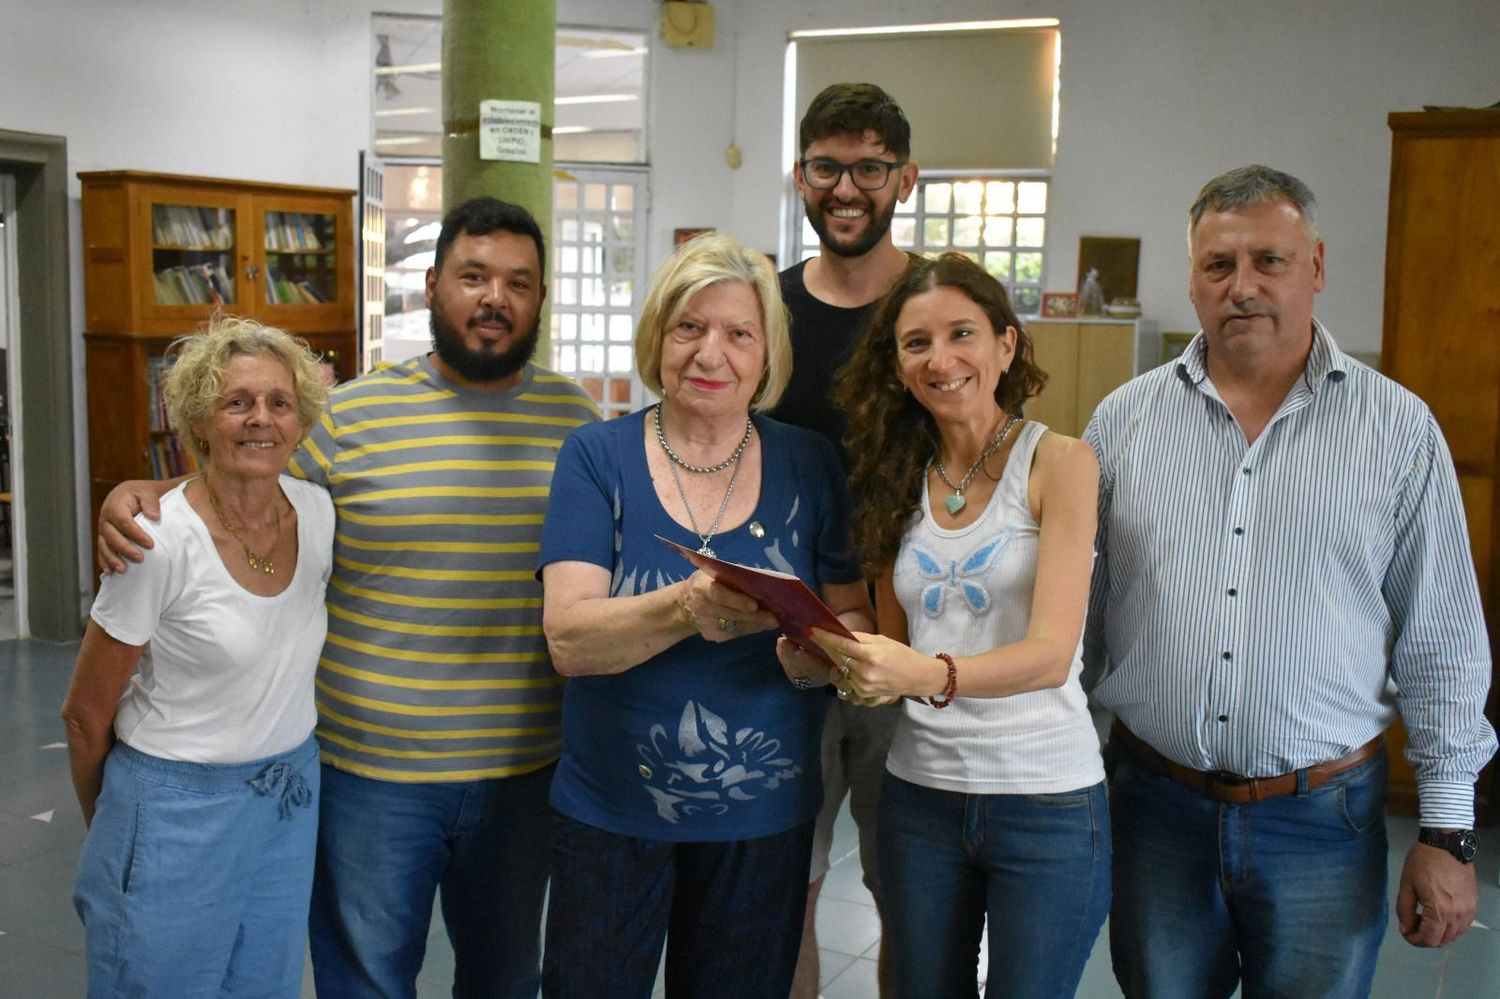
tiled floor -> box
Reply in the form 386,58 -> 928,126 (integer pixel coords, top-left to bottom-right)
1,637 -> 1496,998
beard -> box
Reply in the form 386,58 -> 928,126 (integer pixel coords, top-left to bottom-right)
804,192 -> 899,259
430,305 -> 540,384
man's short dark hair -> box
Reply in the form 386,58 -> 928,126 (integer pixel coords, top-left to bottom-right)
433,197 -> 547,274
798,83 -> 911,159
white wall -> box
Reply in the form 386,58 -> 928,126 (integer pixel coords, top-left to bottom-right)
1,0 -> 1497,593
9,0 -> 1491,346
690,0 -> 1500,350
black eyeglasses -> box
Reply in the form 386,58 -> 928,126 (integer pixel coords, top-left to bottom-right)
799,158 -> 906,191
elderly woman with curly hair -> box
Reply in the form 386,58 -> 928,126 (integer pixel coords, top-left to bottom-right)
538,232 -> 873,998
63,316 -> 333,998
812,253 -> 1109,998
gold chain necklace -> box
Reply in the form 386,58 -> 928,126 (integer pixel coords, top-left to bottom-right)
204,474 -> 282,574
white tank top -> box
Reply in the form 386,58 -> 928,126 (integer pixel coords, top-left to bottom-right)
886,421 -> 1105,794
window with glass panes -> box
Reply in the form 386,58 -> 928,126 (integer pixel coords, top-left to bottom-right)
551,168 -> 648,419
796,174 -> 1049,315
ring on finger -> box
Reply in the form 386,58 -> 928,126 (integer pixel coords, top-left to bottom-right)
839,653 -> 852,680
718,617 -> 738,634
790,675 -> 813,691
836,686 -> 850,700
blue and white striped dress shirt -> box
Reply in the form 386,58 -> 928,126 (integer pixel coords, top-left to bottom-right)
1083,321 -> 1496,826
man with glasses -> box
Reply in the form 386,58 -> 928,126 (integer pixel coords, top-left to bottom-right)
770,82 -> 918,999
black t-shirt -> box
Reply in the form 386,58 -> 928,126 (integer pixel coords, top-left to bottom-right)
768,259 -> 878,470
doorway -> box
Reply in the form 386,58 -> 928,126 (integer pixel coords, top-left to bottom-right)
0,174 -> 22,637
0,128 -> 81,641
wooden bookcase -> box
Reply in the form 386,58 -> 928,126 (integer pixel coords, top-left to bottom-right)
79,170 -> 358,536
1380,110 -> 1500,822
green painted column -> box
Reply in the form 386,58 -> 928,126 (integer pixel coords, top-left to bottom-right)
442,0 -> 555,355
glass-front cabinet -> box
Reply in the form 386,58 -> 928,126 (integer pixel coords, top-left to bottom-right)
148,198 -> 237,309
81,170 -> 355,335
256,197 -> 342,317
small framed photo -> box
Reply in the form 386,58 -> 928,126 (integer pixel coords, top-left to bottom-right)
674,227 -> 712,245
1160,331 -> 1195,364
1040,292 -> 1078,318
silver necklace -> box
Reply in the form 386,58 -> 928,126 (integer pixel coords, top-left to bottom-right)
657,411 -> 750,558
654,403 -> 753,474
933,412 -> 1021,515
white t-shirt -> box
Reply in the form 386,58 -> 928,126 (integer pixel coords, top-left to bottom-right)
90,476 -> 334,763
886,421 -> 1106,795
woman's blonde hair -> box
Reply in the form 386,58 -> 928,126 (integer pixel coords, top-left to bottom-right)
633,231 -> 791,411
161,314 -> 330,463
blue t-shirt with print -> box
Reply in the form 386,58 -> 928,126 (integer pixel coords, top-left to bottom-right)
539,407 -> 862,842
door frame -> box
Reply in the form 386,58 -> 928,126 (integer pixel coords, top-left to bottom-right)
0,128 -> 81,640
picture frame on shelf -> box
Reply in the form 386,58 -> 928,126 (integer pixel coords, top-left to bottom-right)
674,227 -> 712,245
1160,331 -> 1195,364
1040,291 -> 1078,318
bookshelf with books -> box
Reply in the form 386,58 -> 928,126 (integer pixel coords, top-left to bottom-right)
80,170 -> 355,333
79,170 -> 357,545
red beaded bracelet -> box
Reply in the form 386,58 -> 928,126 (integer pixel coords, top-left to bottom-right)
923,652 -> 957,708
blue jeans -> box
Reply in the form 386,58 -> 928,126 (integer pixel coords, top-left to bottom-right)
1107,745 -> 1389,998
74,735 -> 319,999
542,809 -> 815,999
877,773 -> 1111,998
309,762 -> 554,999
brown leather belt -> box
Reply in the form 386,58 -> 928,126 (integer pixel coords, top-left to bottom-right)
1110,721 -> 1384,805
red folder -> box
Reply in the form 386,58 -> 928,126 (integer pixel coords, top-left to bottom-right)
657,535 -> 854,665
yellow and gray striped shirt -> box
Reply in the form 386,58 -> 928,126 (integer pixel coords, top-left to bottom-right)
289,356 -> 599,782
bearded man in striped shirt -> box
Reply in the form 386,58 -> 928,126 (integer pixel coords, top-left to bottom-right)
1084,164 -> 1495,999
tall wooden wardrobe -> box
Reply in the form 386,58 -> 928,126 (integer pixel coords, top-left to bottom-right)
1380,109 -> 1500,820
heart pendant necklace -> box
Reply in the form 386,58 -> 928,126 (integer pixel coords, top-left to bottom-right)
933,412 -> 1020,515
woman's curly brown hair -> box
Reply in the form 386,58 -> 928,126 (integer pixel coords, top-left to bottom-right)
833,253 -> 1047,575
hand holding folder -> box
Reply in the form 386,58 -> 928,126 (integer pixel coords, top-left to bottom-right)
657,535 -> 854,665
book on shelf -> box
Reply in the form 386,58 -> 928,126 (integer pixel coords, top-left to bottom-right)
151,204 -> 232,249
147,434 -> 200,479
656,535 -> 855,665
264,212 -> 325,252
152,263 -> 234,305
147,355 -> 172,431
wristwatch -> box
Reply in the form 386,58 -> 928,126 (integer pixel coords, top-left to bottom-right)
1418,827 -> 1479,864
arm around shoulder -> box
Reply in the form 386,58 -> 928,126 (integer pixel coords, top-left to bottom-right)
96,476 -> 185,574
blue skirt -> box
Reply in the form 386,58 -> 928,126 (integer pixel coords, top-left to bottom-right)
74,734 -> 319,998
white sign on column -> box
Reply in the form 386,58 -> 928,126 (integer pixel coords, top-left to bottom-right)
479,100 -> 542,163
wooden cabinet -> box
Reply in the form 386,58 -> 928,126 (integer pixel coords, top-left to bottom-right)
1380,109 -> 1500,820
79,171 -> 357,539
80,170 -> 356,334
1025,318 -> 1154,436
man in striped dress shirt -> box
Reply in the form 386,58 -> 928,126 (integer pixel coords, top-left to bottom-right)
99,197 -> 599,998
1084,165 -> 1495,998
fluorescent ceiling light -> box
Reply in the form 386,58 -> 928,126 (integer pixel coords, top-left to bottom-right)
375,136 -> 428,147
582,46 -> 647,59
376,62 -> 441,76
789,18 -> 1058,39
553,126 -> 594,135
375,107 -> 434,117
555,94 -> 638,106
